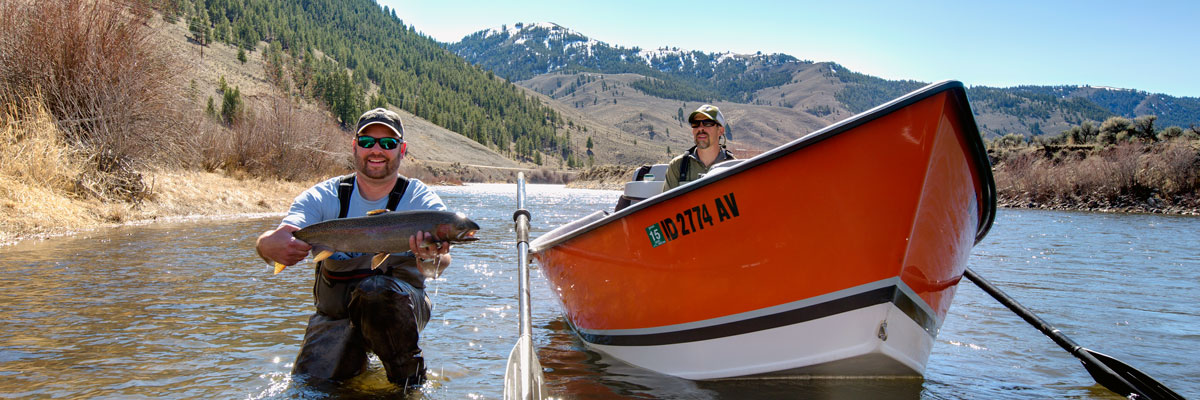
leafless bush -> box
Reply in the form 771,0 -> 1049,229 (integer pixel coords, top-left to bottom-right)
992,151 -> 1039,199
1139,140 -> 1199,196
0,0 -> 179,201
526,168 -> 571,184
193,95 -> 349,181
1097,142 -> 1144,192
992,138 -> 1200,210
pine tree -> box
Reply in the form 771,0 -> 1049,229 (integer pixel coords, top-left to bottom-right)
188,0 -> 210,56
221,86 -> 243,124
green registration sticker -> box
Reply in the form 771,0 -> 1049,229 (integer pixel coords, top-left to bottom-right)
646,224 -> 667,248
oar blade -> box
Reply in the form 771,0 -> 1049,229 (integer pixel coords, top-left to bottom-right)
1081,349 -> 1184,400
503,334 -> 545,400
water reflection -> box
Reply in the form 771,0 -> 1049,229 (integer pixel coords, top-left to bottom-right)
0,185 -> 1196,399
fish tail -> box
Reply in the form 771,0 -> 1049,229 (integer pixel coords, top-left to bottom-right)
274,262 -> 287,274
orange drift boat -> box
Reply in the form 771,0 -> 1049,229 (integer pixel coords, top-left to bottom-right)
529,81 -> 996,380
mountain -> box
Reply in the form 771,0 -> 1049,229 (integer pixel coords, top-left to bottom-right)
449,23 -> 1200,148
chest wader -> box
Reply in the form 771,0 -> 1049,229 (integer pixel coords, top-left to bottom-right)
293,174 -> 431,386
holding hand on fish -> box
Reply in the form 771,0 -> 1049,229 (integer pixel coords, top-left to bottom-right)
258,209 -> 480,276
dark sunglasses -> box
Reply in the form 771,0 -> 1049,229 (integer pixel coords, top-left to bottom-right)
690,120 -> 719,128
356,136 -> 402,150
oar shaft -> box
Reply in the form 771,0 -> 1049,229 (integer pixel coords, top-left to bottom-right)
963,268 -> 1156,399
962,268 -> 1080,352
515,174 -> 533,340
510,172 -> 541,400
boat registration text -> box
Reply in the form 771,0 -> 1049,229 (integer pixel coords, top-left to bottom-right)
645,192 -> 740,248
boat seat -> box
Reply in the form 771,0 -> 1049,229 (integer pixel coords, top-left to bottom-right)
703,159 -> 745,178
615,164 -> 668,212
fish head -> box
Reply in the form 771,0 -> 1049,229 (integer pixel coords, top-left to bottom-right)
436,212 -> 480,243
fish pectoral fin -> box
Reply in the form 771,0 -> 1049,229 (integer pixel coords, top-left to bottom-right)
371,253 -> 389,270
366,209 -> 389,216
274,262 -> 287,274
312,249 -> 336,263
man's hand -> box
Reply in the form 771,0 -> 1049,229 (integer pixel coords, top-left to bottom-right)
256,225 -> 312,267
410,230 -> 452,278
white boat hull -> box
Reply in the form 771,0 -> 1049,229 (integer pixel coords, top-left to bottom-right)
570,279 -> 938,380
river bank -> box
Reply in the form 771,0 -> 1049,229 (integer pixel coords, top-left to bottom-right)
564,165 -> 630,190
0,169 -> 310,246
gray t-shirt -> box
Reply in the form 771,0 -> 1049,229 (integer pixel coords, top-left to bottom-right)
281,175 -> 447,260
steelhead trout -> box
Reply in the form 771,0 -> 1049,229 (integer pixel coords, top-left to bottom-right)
274,209 -> 480,274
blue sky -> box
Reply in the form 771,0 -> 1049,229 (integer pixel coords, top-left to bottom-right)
380,0 -> 1200,98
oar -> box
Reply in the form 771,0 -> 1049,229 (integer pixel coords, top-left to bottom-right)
503,173 -> 545,400
963,268 -> 1182,399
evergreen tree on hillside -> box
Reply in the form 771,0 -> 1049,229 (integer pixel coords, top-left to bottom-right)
182,0 -> 570,158
188,0 -> 211,51
221,86 -> 243,124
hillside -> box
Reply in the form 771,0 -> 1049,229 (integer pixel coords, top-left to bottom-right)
449,23 -> 1200,144
519,72 -> 831,155
0,1 -> 563,244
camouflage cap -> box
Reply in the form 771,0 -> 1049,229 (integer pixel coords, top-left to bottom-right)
355,108 -> 404,138
687,104 -> 726,127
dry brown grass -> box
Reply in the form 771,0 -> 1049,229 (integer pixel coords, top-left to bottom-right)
0,94 -> 98,242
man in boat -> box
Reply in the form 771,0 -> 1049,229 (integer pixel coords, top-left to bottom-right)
254,107 -> 451,387
664,104 -> 736,189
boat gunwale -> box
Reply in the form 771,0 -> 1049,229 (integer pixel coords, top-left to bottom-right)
530,80 -> 997,253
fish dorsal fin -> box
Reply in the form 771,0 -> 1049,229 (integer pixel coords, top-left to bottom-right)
371,253 -> 390,270
312,249 -> 335,263
366,209 -> 389,216
274,262 -> 287,274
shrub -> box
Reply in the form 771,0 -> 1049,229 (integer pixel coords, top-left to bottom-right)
0,0 -> 180,201
1140,140 -> 1199,195
194,95 -> 348,181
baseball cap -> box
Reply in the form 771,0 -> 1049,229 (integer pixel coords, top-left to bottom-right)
355,108 -> 404,138
687,104 -> 726,127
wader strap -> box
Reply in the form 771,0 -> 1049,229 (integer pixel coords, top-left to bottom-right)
385,176 -> 410,212
679,155 -> 689,183
679,147 -> 735,184
336,174 -> 355,219
336,174 -> 411,219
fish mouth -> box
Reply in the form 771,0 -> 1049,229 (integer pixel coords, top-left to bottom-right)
455,229 -> 479,242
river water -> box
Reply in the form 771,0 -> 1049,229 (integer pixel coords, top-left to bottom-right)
0,183 -> 1196,399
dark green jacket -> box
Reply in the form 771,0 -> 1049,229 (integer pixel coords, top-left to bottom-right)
664,146 -> 734,190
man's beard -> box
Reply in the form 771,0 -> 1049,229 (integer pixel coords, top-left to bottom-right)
356,154 -> 399,179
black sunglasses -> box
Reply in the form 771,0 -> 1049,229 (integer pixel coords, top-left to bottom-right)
690,120 -> 719,128
356,136 -> 402,150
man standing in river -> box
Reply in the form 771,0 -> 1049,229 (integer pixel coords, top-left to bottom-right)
664,104 -> 736,190
255,108 -> 451,387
